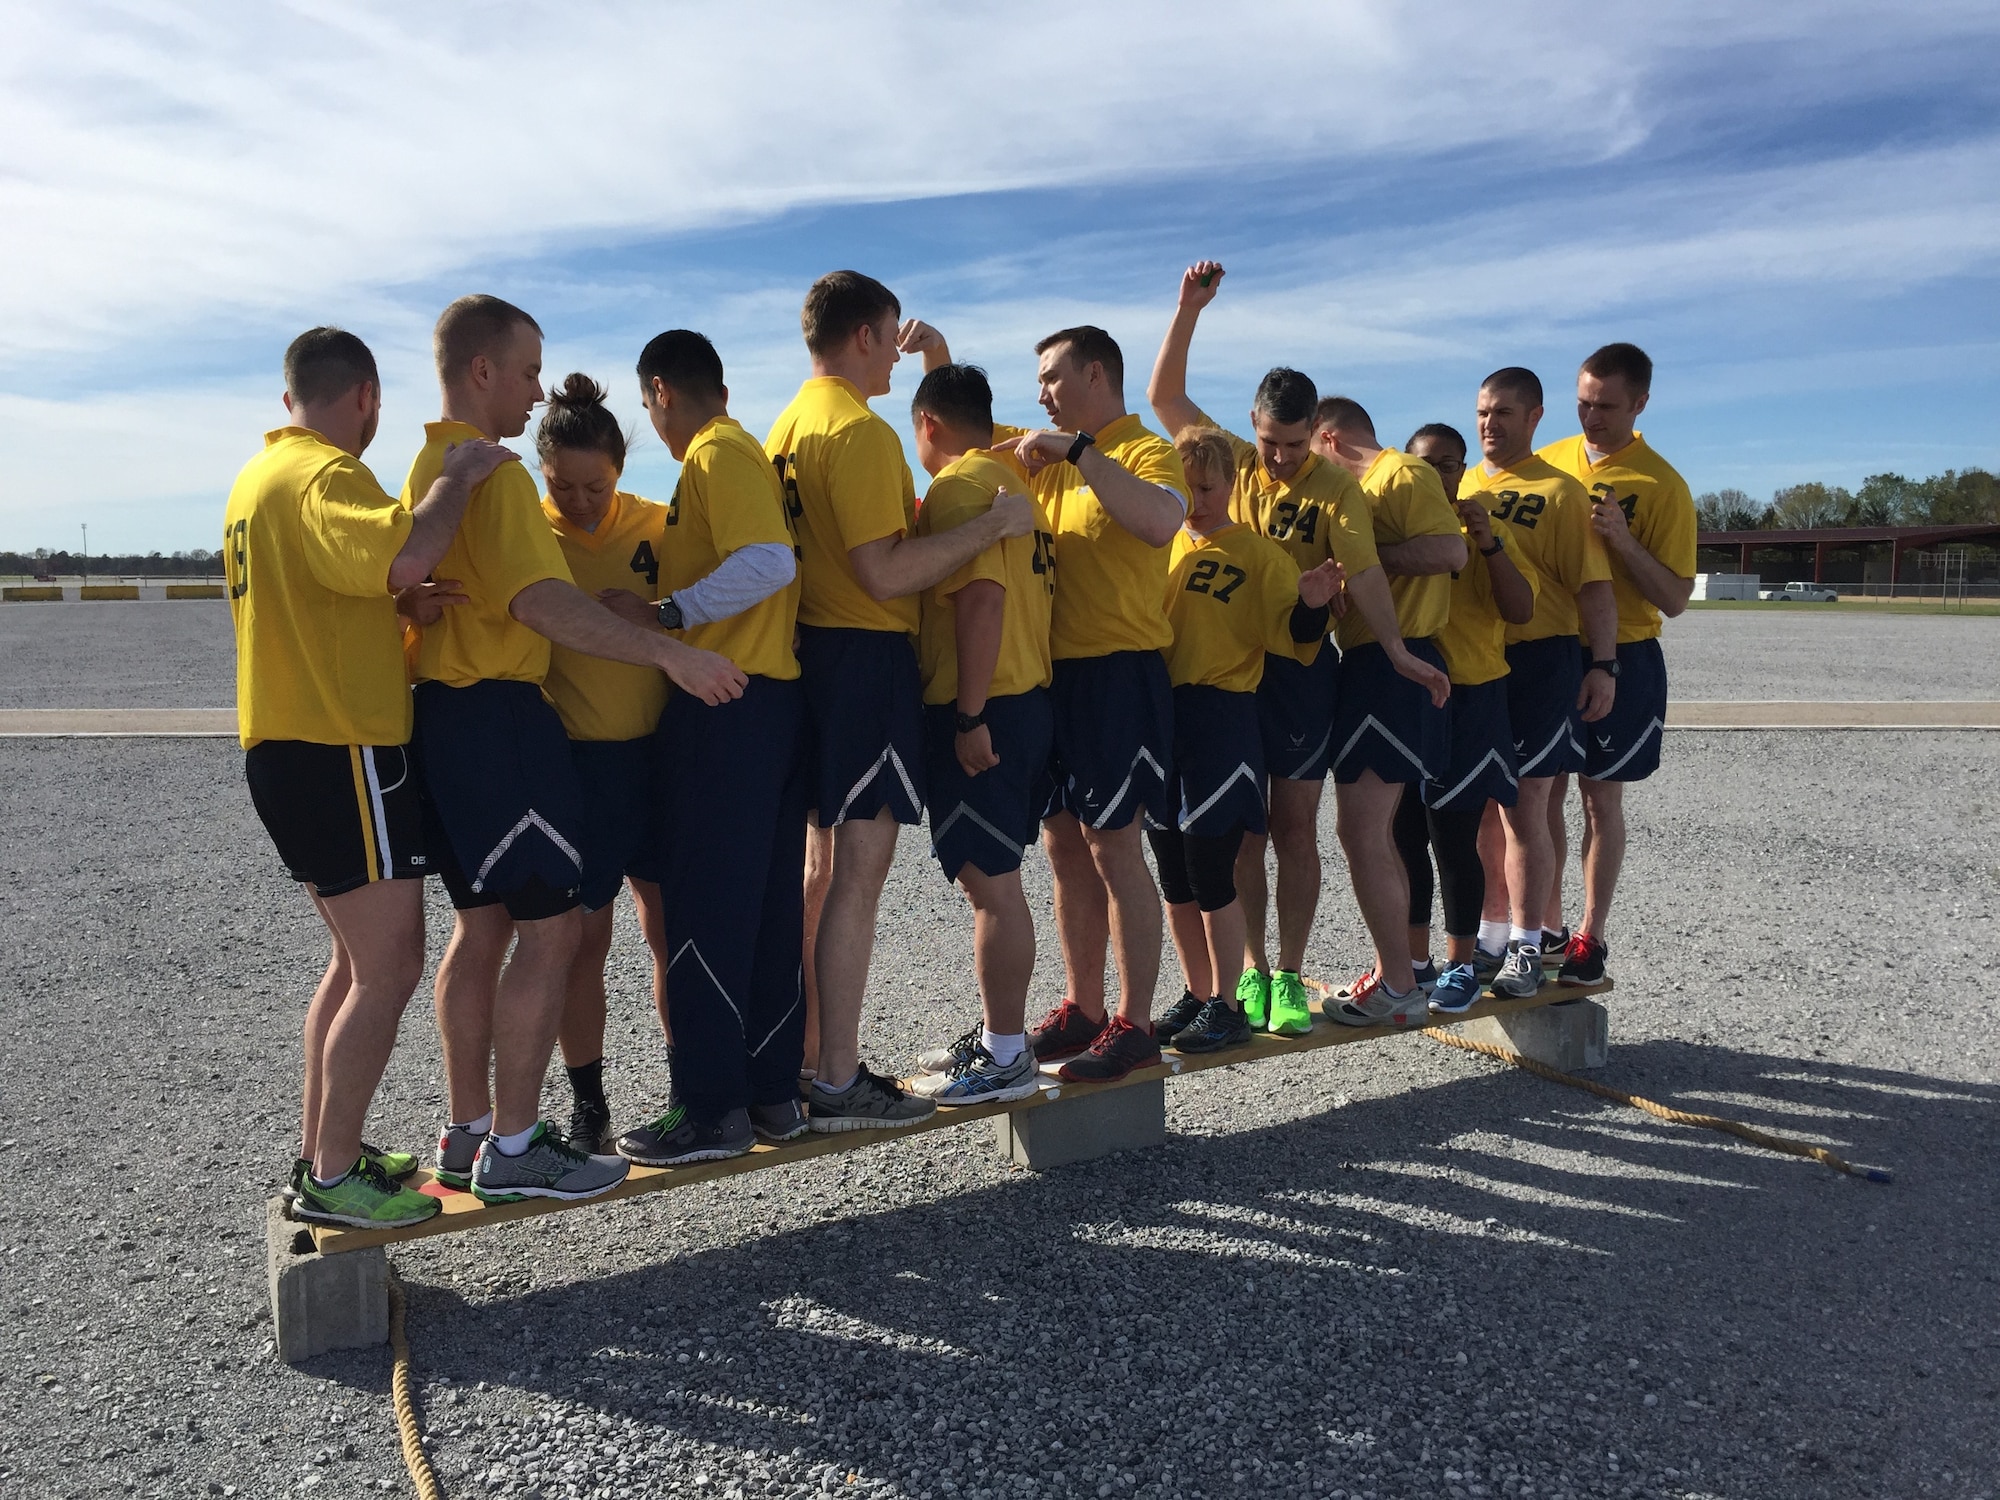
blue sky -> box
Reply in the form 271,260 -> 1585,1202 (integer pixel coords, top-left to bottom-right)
2,0 -> 1997,552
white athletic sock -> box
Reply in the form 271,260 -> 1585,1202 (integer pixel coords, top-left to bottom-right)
982,1030 -> 1026,1066
1478,920 -> 1510,954
451,1111 -> 493,1136
491,1124 -> 539,1157
309,1166 -> 351,1190
812,1071 -> 858,1096
1380,981 -> 1413,1000
1509,926 -> 1540,950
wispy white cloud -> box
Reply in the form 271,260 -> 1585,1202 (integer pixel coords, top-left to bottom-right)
2,0 -> 1998,547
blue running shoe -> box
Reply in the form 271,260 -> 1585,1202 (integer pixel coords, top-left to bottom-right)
1426,962 -> 1483,1016
911,1042 -> 1042,1106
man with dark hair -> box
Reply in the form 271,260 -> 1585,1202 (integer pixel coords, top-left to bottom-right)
764,272 -> 1035,1132
407,294 -> 746,1205
904,362 -> 1056,1103
1006,323 -> 1188,1083
1536,342 -> 1695,984
594,329 -> 813,1163
1147,260 -> 1383,1035
1459,366 -> 1616,1000
1310,397 -> 1459,1027
227,326 -> 510,1228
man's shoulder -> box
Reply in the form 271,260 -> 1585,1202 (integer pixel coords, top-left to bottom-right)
1627,435 -> 1692,500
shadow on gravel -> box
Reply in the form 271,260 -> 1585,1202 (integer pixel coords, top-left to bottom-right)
317,1040 -> 2000,1500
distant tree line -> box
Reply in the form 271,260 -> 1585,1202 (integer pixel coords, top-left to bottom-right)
0,548 -> 224,576
1696,469 -> 2000,532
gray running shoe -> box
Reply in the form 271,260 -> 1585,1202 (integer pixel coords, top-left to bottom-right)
471,1122 -> 629,1203
910,1042 -> 1041,1105
433,1122 -> 489,1190
1471,944 -> 1507,984
916,1023 -> 983,1076
1492,941 -> 1545,999
808,1063 -> 937,1133
1327,970 -> 1429,1029
616,1105 -> 754,1166
749,1098 -> 808,1143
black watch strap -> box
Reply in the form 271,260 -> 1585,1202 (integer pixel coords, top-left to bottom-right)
1478,539 -> 1504,557
656,596 -> 684,631
1065,431 -> 1095,465
1588,658 -> 1620,678
954,709 -> 986,733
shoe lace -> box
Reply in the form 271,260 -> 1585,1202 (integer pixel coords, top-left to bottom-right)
855,1062 -> 906,1099
1033,999 -> 1080,1033
1567,931 -> 1594,960
349,1155 -> 398,1196
949,1042 -> 996,1080
1347,969 -> 1380,1003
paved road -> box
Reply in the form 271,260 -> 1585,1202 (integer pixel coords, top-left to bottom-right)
2,728 -> 1995,1499
3,602 -> 1997,711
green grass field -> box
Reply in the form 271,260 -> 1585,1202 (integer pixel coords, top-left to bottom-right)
1687,598 -> 2000,615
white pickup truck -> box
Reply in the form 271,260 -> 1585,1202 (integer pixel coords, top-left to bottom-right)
1758,581 -> 1840,602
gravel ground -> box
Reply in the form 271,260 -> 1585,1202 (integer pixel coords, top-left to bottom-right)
3,722 -> 1997,1500
3,602 -> 1997,710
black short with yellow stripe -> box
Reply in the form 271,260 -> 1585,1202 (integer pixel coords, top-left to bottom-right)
245,740 -> 427,898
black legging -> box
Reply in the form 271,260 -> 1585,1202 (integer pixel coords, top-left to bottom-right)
1148,827 -> 1246,912
1392,785 -> 1485,940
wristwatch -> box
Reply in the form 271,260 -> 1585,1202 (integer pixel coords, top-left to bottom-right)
1586,657 -> 1621,679
1478,539 -> 1504,557
656,595 -> 685,631
1065,431 -> 1096,465
955,709 -> 986,734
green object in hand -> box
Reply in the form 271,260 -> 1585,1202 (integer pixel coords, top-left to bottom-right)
1198,271 -> 1215,286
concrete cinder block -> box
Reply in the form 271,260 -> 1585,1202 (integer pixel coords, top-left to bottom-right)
1457,999 -> 1609,1072
993,1078 -> 1167,1169
266,1198 -> 388,1363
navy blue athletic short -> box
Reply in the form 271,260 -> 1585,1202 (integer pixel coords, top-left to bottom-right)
414,679 -> 584,921
924,690 -> 1054,881
245,740 -> 427,898
568,735 -> 665,912
1504,635 -> 1585,779
1329,638 -> 1449,787
1256,648 -> 1338,781
1581,637 -> 1669,782
1425,676 -> 1518,811
1041,650 -> 1175,831
1170,684 -> 1267,836
797,624 -> 925,829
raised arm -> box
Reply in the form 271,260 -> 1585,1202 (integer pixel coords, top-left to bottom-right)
1458,501 -> 1535,625
509,577 -> 746,705
897,319 -> 953,373
1147,260 -> 1224,439
1591,496 -> 1694,617
388,439 -> 519,591
1012,431 -> 1184,548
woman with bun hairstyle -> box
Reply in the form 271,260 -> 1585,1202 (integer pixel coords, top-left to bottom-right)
535,373 -> 675,1153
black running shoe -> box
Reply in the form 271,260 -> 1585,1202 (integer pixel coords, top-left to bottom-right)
1057,1015 -> 1161,1083
1556,931 -> 1607,986
1173,998 -> 1253,1054
565,1097 -> 611,1155
1154,991 -> 1206,1046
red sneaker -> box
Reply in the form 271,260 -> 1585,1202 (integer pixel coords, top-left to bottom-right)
1057,1014 -> 1162,1083
1029,999 -> 1107,1062
1556,931 -> 1607,986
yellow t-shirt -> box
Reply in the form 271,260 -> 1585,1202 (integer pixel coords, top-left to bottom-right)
764,376 -> 918,636
917,448 -> 1054,706
1538,432 -> 1697,644
1162,522 -> 1319,692
224,427 -> 414,747
662,415 -> 802,682
541,490 -> 672,742
1196,410 -> 1379,580
1434,523 -> 1540,687
1336,447 -> 1461,649
1459,455 -> 1610,645
1027,413 -> 1188,660
401,421 -> 572,686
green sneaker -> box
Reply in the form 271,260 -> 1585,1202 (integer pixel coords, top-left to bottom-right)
1268,970 -> 1314,1036
1236,969 -> 1272,1031
292,1156 -> 440,1229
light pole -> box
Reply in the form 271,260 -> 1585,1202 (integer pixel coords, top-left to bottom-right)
81,523 -> 88,583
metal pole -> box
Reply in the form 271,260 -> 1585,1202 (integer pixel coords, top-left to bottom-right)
81,523 -> 87,583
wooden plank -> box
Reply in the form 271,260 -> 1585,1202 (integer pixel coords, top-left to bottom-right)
309,977 -> 1612,1255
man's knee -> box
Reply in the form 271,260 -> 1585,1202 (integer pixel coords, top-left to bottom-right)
512,905 -> 583,963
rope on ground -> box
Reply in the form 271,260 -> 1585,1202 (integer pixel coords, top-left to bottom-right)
1420,1024 -> 1893,1183
388,1266 -> 447,1500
